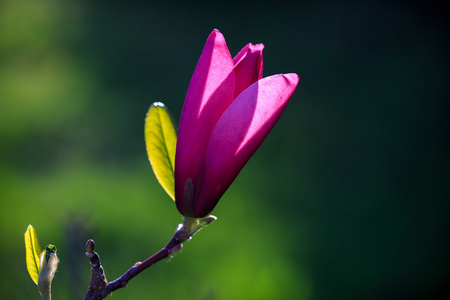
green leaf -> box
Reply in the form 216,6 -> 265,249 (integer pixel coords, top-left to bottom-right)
24,225 -> 42,285
145,102 -> 177,200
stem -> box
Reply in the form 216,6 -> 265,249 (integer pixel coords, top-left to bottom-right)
104,232 -> 182,292
83,219 -> 194,300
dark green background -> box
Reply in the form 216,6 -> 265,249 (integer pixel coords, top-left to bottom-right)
1,0 -> 448,299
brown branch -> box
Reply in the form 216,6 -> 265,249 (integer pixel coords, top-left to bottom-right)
83,240 -> 108,299
83,217 -> 213,300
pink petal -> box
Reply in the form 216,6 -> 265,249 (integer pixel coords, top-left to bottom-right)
175,29 -> 235,216
194,73 -> 299,217
233,43 -> 264,98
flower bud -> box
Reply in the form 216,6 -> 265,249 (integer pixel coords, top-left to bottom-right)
86,239 -> 95,253
38,245 -> 59,300
174,30 -> 298,218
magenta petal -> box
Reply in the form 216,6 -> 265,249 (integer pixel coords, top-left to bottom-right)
233,43 -> 264,98
175,29 -> 235,216
194,73 -> 300,217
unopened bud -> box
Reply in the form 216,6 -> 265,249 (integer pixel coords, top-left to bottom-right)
170,244 -> 183,255
38,245 -> 59,300
86,239 -> 95,253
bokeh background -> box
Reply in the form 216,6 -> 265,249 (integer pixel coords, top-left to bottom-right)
1,0 -> 449,299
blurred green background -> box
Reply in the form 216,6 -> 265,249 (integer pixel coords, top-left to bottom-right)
1,0 -> 449,299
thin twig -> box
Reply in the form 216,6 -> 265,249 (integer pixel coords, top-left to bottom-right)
83,219 -> 196,300
83,240 -> 108,300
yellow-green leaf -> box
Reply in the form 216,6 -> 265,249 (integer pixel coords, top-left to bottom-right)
24,225 -> 42,285
145,102 -> 177,200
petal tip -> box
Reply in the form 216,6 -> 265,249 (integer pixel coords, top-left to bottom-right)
251,43 -> 265,51
210,29 -> 223,39
283,73 -> 300,86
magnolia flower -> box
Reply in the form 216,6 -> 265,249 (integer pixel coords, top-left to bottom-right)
175,29 -> 299,218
